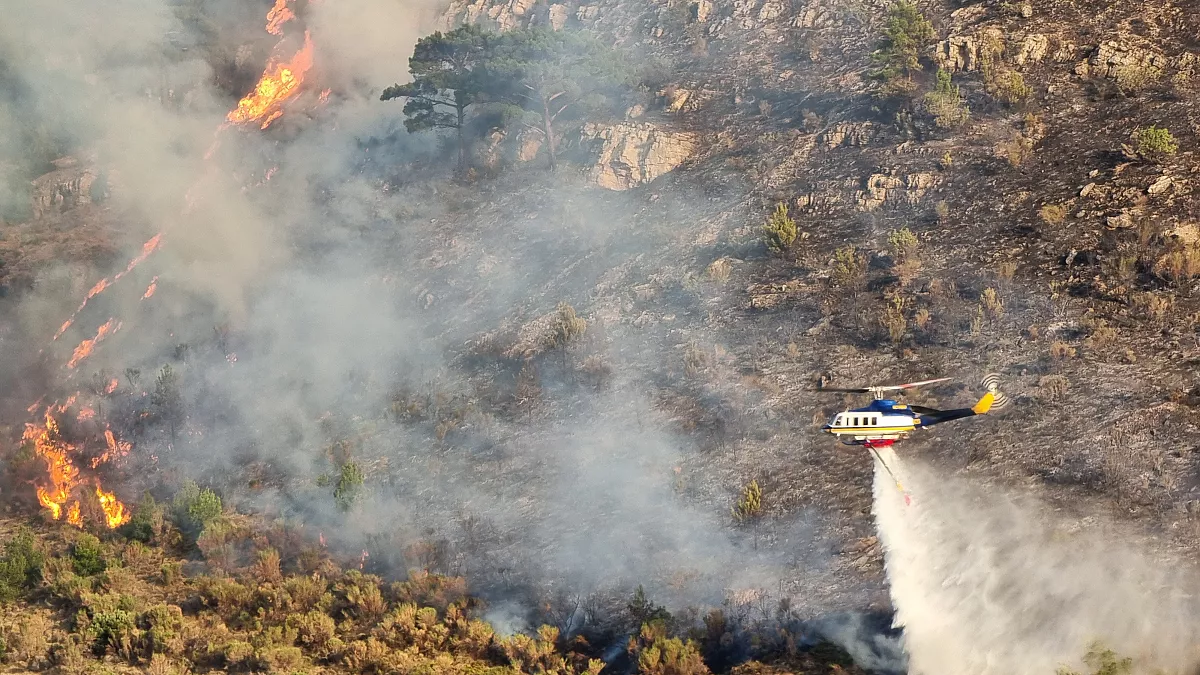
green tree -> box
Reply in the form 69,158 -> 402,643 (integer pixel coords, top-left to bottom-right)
334,461 -> 365,512
381,24 -> 495,173
762,202 -> 797,252
872,1 -> 936,85
0,528 -> 45,602
924,69 -> 969,128
151,364 -> 183,442
491,27 -> 631,169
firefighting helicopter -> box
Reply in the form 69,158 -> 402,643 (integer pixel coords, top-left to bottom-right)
818,373 -> 1009,502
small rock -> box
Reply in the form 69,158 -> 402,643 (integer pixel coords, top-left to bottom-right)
1106,211 -> 1134,229
1080,182 -> 1096,197
1148,175 -> 1173,195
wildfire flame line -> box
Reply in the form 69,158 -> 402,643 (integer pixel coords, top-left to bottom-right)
66,318 -> 120,369
25,0 -> 320,531
226,31 -> 314,130
266,0 -> 296,36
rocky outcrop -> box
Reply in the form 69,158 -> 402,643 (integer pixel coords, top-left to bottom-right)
933,28 -> 1003,72
581,123 -> 698,191
31,158 -> 103,220
818,122 -> 876,150
441,0 -> 536,30
1012,34 -> 1050,66
548,3 -> 569,29
1079,39 -> 1168,79
855,172 -> 938,210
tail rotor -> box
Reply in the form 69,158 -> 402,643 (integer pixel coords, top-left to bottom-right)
982,373 -> 1010,410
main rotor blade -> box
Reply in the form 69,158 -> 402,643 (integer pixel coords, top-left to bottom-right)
873,377 -> 952,391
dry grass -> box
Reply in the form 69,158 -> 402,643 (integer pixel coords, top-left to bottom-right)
1039,203 -> 1068,226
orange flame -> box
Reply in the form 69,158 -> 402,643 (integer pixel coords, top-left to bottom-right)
105,378 -> 119,395
50,233 -> 162,343
227,31 -> 314,130
25,407 -> 80,523
318,88 -> 331,104
92,428 -> 133,469
115,234 -> 163,280
77,407 -> 96,422
143,276 -> 159,299
266,0 -> 296,35
25,403 -> 130,529
67,319 -> 120,369
96,485 -> 130,528
66,501 -> 82,527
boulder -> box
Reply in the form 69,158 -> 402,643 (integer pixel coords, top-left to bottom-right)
30,158 -> 102,220
818,122 -> 875,149
933,29 -> 1003,72
1086,39 -> 1167,79
581,123 -> 698,191
855,171 -> 937,210
1012,34 -> 1050,66
548,3 -> 568,29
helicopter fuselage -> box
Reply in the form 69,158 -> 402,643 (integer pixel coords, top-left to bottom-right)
822,392 -> 996,446
822,399 -> 919,445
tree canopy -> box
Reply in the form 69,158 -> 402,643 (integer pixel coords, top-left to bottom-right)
382,24 -> 634,173
380,24 -> 496,171
489,26 -> 633,169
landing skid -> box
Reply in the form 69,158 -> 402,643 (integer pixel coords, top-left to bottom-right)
864,441 -> 912,506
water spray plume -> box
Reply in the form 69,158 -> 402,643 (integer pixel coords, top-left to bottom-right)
871,446 -> 1200,675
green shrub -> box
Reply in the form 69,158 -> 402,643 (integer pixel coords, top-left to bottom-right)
888,227 -> 919,260
0,528 -> 45,602
172,481 -> 222,534
872,1 -> 935,83
1134,125 -> 1178,159
91,609 -> 137,656
140,604 -> 183,654
72,534 -> 107,577
924,69 -> 969,128
762,202 -> 797,252
123,494 -> 164,543
334,462 -> 365,512
989,70 -> 1032,105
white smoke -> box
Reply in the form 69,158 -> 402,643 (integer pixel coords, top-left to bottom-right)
872,446 -> 1200,675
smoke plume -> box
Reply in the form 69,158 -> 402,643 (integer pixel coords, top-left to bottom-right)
872,446 -> 1200,675
0,0 -> 842,637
